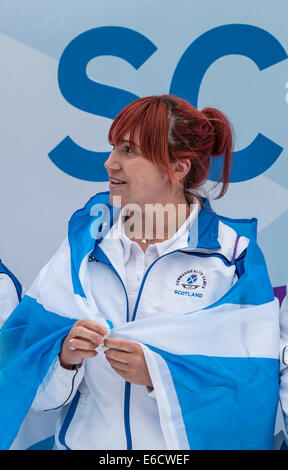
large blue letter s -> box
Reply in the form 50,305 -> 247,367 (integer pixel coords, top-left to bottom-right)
48,27 -> 157,181
170,24 -> 287,182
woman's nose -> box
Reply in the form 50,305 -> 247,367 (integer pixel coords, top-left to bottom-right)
104,150 -> 122,171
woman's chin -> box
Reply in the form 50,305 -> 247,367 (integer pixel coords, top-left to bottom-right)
109,192 -> 126,208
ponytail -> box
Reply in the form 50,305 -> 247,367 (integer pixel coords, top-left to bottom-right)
201,107 -> 233,198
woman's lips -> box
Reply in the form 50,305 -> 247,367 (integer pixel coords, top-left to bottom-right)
109,178 -> 127,187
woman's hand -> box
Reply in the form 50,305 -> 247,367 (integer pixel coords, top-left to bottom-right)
59,319 -> 108,370
104,338 -> 153,388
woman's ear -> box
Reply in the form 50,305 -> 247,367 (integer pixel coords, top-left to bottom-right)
171,159 -> 191,183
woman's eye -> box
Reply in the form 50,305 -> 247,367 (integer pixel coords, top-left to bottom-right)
109,143 -> 134,154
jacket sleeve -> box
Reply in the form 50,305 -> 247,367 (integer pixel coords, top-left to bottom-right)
279,284 -> 288,432
31,356 -> 85,411
25,238 -> 86,411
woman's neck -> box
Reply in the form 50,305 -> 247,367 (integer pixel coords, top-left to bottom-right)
122,194 -> 192,244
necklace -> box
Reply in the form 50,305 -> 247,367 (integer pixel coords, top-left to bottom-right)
140,237 -> 152,244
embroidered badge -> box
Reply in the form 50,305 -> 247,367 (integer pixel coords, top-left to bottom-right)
174,269 -> 207,298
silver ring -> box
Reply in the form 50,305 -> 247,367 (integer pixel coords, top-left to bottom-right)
69,338 -> 77,351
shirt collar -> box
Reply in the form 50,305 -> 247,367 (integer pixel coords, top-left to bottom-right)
114,202 -> 201,264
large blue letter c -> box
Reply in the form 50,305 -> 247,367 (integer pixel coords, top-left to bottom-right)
170,24 -> 287,182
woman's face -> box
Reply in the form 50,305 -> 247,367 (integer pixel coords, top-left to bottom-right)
104,132 -> 173,209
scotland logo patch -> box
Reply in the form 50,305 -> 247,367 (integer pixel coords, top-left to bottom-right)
174,269 -> 207,298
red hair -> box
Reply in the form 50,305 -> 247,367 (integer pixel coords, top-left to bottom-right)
108,94 -> 233,200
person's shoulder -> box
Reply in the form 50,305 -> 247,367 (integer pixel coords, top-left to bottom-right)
215,212 -> 257,262
68,190 -> 121,241
216,219 -> 251,262
199,197 -> 258,241
200,199 -> 256,260
68,191 -> 112,229
217,213 -> 258,241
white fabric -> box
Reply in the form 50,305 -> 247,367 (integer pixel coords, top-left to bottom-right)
31,212 -> 249,450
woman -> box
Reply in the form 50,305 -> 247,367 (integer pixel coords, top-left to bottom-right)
0,95 -> 279,450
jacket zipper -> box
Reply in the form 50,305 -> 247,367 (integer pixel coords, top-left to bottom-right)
94,255 -> 132,449
106,263 -> 132,449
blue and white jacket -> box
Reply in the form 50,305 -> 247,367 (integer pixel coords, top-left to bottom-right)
0,192 -> 280,450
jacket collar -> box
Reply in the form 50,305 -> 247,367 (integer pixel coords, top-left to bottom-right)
91,196 -> 221,253
188,198 -> 221,251
68,192 -> 223,296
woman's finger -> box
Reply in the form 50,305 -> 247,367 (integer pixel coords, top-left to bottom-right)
69,337 -> 98,351
71,325 -> 105,346
106,357 -> 129,372
104,338 -> 136,352
74,320 -> 108,336
104,349 -> 130,364
59,342 -> 98,369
